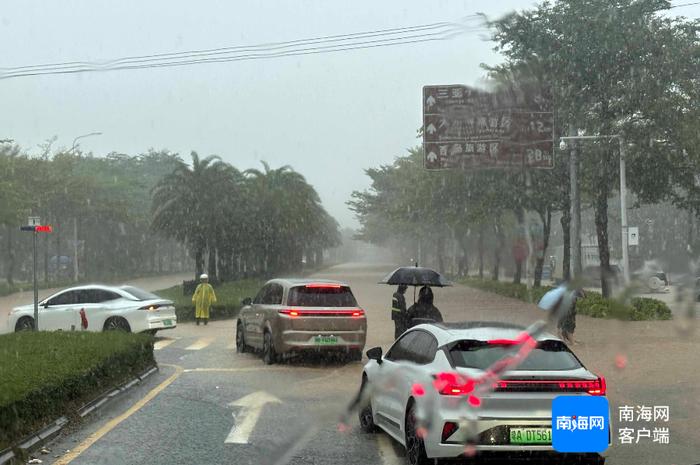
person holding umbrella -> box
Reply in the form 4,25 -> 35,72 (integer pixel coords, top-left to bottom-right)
391,284 -> 408,338
407,286 -> 443,327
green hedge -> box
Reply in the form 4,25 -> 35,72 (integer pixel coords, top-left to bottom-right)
461,278 -> 672,321
155,278 -> 265,322
0,331 -> 154,450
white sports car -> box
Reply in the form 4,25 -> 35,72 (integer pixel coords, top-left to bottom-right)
358,321 -> 607,465
8,284 -> 177,334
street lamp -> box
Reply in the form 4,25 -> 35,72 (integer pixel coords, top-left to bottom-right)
560,134 -> 630,285
68,132 -> 102,282
70,132 -> 102,153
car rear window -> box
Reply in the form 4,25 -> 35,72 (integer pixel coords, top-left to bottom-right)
287,285 -> 358,307
449,339 -> 582,371
120,286 -> 160,301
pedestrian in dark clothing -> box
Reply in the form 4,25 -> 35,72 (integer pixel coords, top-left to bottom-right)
391,284 -> 408,339
407,286 -> 443,328
558,289 -> 584,344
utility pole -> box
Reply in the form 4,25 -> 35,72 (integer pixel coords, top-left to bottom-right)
33,228 -> 38,329
569,125 -> 582,279
619,138 -> 630,284
73,217 -> 79,282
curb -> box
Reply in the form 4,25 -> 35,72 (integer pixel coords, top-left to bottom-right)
0,365 -> 159,465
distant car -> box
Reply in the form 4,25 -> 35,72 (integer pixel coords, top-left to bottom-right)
8,284 -> 176,333
358,322 -> 608,465
631,269 -> 668,292
236,279 -> 367,364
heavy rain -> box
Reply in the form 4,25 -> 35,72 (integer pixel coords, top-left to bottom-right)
1,1 -> 699,465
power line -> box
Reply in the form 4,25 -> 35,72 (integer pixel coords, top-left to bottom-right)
0,18 -> 483,80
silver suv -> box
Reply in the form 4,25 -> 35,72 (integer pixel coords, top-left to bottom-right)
236,279 -> 367,364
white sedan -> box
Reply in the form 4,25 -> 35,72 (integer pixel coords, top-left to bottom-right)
8,284 -> 177,333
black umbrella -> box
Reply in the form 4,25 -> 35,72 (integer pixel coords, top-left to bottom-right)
379,266 -> 452,287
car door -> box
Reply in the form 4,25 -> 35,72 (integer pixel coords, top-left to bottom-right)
247,285 -> 270,348
40,290 -> 80,331
373,331 -> 419,434
83,289 -> 121,330
262,283 -> 284,335
381,330 -> 439,432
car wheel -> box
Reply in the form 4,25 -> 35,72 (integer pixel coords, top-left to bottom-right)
15,316 -> 34,332
358,377 -> 377,433
405,401 -> 430,465
104,317 -> 131,332
262,330 -> 277,365
236,321 -> 248,353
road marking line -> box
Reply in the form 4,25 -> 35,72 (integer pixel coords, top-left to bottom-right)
185,336 -> 215,350
225,391 -> 282,444
183,367 -> 287,373
377,434 -> 403,465
154,338 -> 176,350
53,364 -> 184,465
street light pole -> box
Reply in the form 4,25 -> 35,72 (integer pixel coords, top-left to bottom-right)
619,138 -> 630,284
68,132 -> 101,283
560,134 -> 630,285
568,125 -> 582,280
70,132 -> 102,153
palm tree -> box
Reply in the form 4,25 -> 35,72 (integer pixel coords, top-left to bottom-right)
151,151 -> 234,280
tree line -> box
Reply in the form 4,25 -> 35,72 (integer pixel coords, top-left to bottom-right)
350,0 -> 700,297
0,145 -> 340,286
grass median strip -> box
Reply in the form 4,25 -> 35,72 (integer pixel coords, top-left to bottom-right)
155,278 -> 264,322
0,331 -> 155,451
460,277 -> 672,321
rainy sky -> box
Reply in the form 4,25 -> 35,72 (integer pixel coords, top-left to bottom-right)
2,0 -> 699,227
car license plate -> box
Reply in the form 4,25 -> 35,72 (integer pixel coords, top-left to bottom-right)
162,319 -> 172,326
314,335 -> 338,345
509,427 -> 552,445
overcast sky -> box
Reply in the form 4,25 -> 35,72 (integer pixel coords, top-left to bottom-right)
2,1 -> 698,228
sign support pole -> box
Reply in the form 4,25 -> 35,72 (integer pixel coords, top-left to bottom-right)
33,229 -> 38,330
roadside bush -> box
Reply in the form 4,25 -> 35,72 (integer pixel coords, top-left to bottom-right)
0,332 -> 154,450
462,278 -> 672,321
156,278 -> 264,322
630,297 -> 673,320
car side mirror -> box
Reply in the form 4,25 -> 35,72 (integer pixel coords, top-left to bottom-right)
42,302 -> 49,308
366,347 -> 383,364
241,297 -> 252,306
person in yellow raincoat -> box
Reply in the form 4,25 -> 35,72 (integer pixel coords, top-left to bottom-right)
193,273 -> 217,325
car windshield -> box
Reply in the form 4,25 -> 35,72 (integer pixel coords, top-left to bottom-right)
119,286 -> 160,301
287,286 -> 358,307
450,339 -> 583,371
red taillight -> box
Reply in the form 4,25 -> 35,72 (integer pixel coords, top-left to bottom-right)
139,304 -> 162,311
493,376 -> 606,396
441,422 -> 458,442
433,372 -> 475,396
305,283 -> 342,288
278,308 -> 364,317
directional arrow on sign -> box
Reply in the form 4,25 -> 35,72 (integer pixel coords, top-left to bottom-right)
427,152 -> 438,163
426,123 -> 437,135
225,391 -> 281,444
426,95 -> 436,107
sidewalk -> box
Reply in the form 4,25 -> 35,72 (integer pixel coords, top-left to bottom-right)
0,273 -> 191,334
